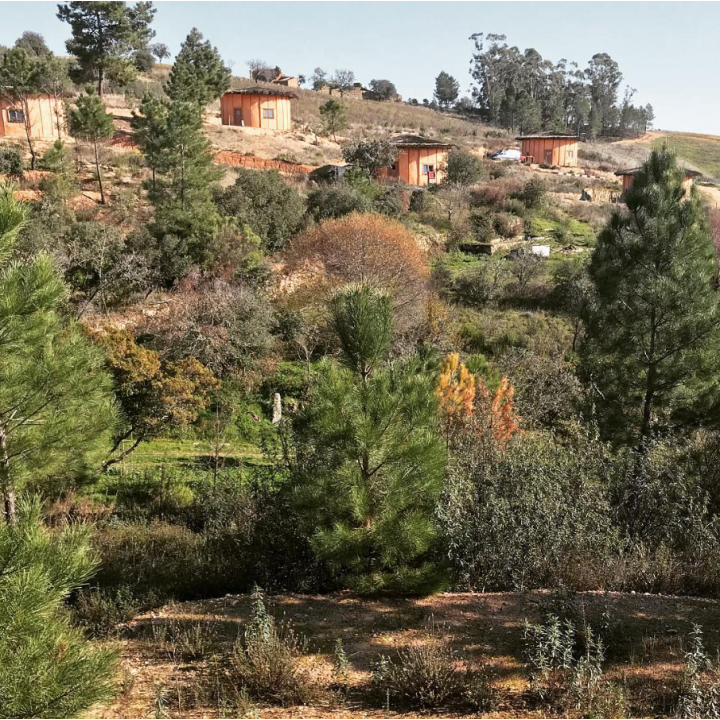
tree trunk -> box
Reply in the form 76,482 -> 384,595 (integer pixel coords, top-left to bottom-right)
640,309 -> 658,440
94,139 -> 105,204
0,421 -> 15,524
23,98 -> 37,171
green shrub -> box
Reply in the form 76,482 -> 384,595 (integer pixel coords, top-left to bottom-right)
446,150 -> 484,186
470,209 -> 495,242
230,587 -> 316,705
0,497 -> 118,718
492,211 -> 522,238
677,626 -> 720,719
39,139 -> 72,174
151,618 -> 218,662
73,586 -> 144,638
306,186 -> 368,222
0,145 -> 24,176
514,178 -> 546,209
453,256 -> 510,307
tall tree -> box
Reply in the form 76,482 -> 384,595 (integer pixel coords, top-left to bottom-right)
318,98 -> 347,140
68,89 -> 115,204
0,186 -> 116,522
13,31 -> 51,58
288,284 -> 447,593
434,70 -> 460,108
585,52 -> 622,136
37,55 -> 73,137
165,28 -> 231,107
131,92 -> 168,192
580,149 -> 720,441
330,69 -> 355,97
0,47 -> 43,169
57,1 -> 156,94
368,78 -> 397,101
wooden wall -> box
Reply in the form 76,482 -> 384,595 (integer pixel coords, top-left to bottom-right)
397,147 -> 449,186
220,93 -> 293,130
0,95 -> 65,140
520,138 -> 578,167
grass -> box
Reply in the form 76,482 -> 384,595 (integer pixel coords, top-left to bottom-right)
107,437 -> 265,473
651,132 -> 720,179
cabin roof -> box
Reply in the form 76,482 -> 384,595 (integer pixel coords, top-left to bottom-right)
615,167 -> 702,178
516,133 -> 579,141
225,86 -> 299,99
392,134 -> 452,148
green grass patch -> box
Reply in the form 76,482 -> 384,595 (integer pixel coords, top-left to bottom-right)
651,133 -> 720,179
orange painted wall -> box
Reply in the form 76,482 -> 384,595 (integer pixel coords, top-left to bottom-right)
520,138 -> 578,167
220,93 -> 293,130
0,95 -> 65,140
396,147 -> 449,186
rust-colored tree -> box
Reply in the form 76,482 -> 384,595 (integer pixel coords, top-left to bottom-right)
282,213 -> 429,332
90,328 -> 219,470
436,352 -> 521,449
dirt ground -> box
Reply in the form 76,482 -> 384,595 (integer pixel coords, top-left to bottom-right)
89,590 -> 720,719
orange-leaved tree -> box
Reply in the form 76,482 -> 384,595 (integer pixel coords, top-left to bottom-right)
436,352 -> 520,448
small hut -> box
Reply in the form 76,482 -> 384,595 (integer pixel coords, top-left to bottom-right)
220,86 -> 297,131
384,134 -> 451,186
0,94 -> 65,141
517,134 -> 579,167
615,167 -> 702,200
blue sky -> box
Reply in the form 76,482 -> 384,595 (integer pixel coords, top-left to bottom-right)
2,2 -> 718,134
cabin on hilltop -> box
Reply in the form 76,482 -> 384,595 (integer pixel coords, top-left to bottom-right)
615,166 -> 701,200
220,86 -> 297,131
252,66 -> 299,88
517,134 -> 578,167
0,93 -> 65,141
382,134 -> 452,186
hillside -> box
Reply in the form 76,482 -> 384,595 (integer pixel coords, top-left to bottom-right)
95,590 -> 720,718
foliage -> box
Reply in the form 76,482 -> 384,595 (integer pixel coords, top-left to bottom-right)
38,139 -> 71,174
57,1 -> 156,94
434,71 -> 460,108
318,98 -> 347,140
0,497 -> 118,718
580,150 -> 720,441
446,150 -> 484,186
91,328 -> 218,469
14,31 -> 51,58
0,186 -> 115,516
230,587 -> 315,705
453,256 -> 510,307
0,145 -> 24,177
440,430 -> 618,590
215,169 -> 305,252
676,626 -> 720,719
288,301 -> 447,593
342,138 -> 398,177
68,88 -> 115,203
372,621 -> 466,709
165,27 -> 231,107
514,178 -> 546,208
369,78 -> 397,100
305,185 -> 368,222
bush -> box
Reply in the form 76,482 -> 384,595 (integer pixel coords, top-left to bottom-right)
440,431 -> 619,591
514,178 -> 546,209
372,622 -> 466,709
306,186 -> 368,222
39,140 -> 72,174
0,497 -> 118,718
230,587 -> 316,705
0,145 -> 24,176
470,209 -> 495,242
492,211 -> 522,238
677,626 -> 720,719
73,586 -> 144,638
215,169 -> 306,251
453,256 -> 509,307
446,150 -> 484,186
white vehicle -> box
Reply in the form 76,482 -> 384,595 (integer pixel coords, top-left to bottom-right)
488,148 -> 522,162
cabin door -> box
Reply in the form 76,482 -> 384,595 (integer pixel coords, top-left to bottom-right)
544,149 -> 553,164
233,108 -> 243,126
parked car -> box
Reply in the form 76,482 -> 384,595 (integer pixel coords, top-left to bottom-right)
488,148 -> 522,162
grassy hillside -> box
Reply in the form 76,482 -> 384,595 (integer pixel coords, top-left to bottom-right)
651,132 -> 720,179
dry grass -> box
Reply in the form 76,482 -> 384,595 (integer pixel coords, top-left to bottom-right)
90,590 -> 720,718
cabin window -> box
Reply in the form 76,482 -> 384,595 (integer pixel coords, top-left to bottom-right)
421,164 -> 429,175
8,108 -> 25,123
263,108 -> 275,119
566,150 -> 574,159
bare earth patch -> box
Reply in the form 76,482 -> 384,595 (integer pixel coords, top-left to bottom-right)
88,590 -> 720,718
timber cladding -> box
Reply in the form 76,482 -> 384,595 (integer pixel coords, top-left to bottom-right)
397,146 -> 449,186
220,87 -> 296,131
517,135 -> 579,167
0,94 -> 65,141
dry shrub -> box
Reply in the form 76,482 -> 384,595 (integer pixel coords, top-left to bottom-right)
282,212 -> 429,334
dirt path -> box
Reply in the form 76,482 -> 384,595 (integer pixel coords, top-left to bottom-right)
90,590 -> 720,719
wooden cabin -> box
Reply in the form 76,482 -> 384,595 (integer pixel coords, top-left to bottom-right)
517,134 -> 578,167
0,94 -> 65,141
615,167 -> 701,200
383,134 -> 451,186
220,87 -> 297,131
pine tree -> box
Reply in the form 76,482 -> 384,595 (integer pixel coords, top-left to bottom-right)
288,284 -> 447,594
0,185 -> 115,522
434,71 -> 460,108
131,92 -> 168,192
68,88 -> 115,204
57,1 -> 156,94
580,149 -> 720,441
165,28 -> 231,107
0,496 -> 118,717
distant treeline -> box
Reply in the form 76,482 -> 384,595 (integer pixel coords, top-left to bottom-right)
469,33 -> 654,138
